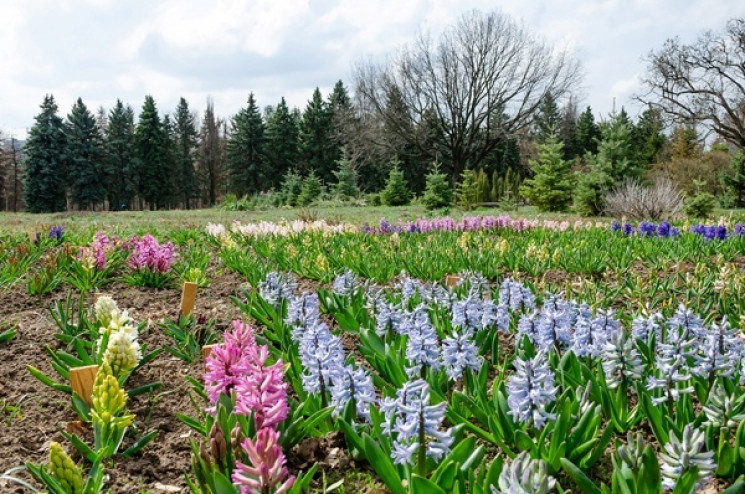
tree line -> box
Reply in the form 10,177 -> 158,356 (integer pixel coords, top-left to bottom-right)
4,10 -> 744,214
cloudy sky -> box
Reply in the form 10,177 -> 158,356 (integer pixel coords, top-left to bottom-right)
1,0 -> 742,139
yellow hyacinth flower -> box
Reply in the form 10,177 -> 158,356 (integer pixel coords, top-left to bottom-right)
103,331 -> 141,378
49,441 -> 83,494
91,362 -> 132,428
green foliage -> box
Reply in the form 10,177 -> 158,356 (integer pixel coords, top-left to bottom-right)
105,100 -> 138,210
576,106 -> 600,156
574,162 -> 614,216
422,162 -> 453,210
135,95 -> 170,210
299,87 -> 336,183
534,92 -> 561,143
520,134 -> 574,212
297,172 -> 323,206
475,170 -> 490,203
456,169 -> 480,211
724,150 -> 745,207
228,93 -> 266,198
23,94 -> 68,213
332,152 -> 359,200
685,192 -> 716,219
381,163 -> 412,206
172,97 -> 200,209
279,171 -> 303,206
66,98 -> 105,210
265,98 -> 300,190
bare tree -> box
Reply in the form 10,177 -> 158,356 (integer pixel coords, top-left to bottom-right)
638,18 -> 745,147
354,9 -> 581,179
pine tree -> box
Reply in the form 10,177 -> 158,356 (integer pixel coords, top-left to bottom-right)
228,93 -> 265,197
173,97 -> 199,208
669,125 -> 700,160
332,151 -> 358,199
23,95 -> 68,213
135,95 -> 169,209
576,106 -> 600,156
161,114 -> 179,208
265,98 -> 299,189
65,98 -> 105,210
197,99 -> 225,207
279,170 -> 303,206
632,106 -> 666,167
476,169 -> 490,203
535,92 -> 561,142
105,100 -> 137,210
381,162 -> 412,206
596,113 -> 639,183
520,134 -> 573,212
297,171 -> 323,206
724,150 -> 745,207
299,88 -> 335,183
558,99 -> 580,160
422,162 -> 453,210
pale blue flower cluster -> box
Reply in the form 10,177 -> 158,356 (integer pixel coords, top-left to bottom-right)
442,329 -> 483,381
259,271 -> 298,307
507,351 -> 558,429
330,364 -> 377,422
332,268 -> 361,296
602,331 -> 644,390
380,379 -> 453,466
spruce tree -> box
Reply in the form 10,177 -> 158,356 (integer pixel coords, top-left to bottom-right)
422,162 -> 453,210
135,96 -> 169,209
279,170 -> 303,206
228,93 -> 265,197
161,114 -> 179,208
632,106 -> 666,167
66,98 -> 105,210
299,88 -> 335,183
197,99 -> 225,207
105,100 -> 138,210
173,97 -> 199,208
23,94 -> 68,213
457,169 -> 480,211
520,134 -> 573,212
297,171 -> 323,206
535,92 -> 561,142
596,113 -> 639,182
332,152 -> 358,199
381,162 -> 412,206
265,98 -> 299,189
724,150 -> 745,207
576,106 -> 600,156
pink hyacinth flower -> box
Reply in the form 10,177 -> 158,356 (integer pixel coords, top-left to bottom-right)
232,428 -> 295,494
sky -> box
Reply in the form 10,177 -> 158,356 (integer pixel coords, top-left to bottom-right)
1,0 -> 743,140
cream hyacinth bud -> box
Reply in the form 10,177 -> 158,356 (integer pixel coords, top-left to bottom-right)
94,295 -> 119,328
103,331 -> 141,378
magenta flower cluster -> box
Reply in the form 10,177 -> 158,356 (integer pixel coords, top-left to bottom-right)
203,321 -> 294,494
364,215 -> 537,235
77,232 -> 120,270
127,234 -> 174,273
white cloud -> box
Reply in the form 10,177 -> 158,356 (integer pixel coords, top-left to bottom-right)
1,0 -> 744,137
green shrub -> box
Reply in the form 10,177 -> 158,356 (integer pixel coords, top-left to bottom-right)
333,154 -> 359,200
297,172 -> 323,207
457,170 -> 480,211
520,134 -> 573,212
422,163 -> 453,210
381,164 -> 412,206
279,171 -> 303,206
685,192 -> 716,219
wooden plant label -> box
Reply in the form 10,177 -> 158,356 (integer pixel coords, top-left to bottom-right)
27,231 -> 36,243
180,282 -> 198,316
445,275 -> 462,289
202,344 -> 217,361
70,365 -> 99,406
93,292 -> 107,303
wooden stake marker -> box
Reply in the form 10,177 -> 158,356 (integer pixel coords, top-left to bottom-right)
70,365 -> 99,406
445,275 -> 462,289
93,292 -> 107,303
202,344 -> 217,361
180,282 -> 198,316
27,231 -> 36,243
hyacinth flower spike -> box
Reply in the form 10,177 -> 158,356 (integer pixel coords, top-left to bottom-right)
232,428 -> 295,494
